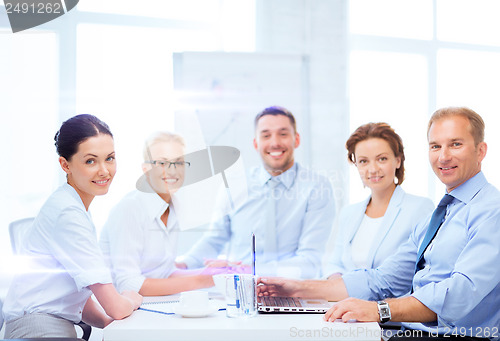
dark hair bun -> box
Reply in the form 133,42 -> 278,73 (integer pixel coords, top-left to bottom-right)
55,114 -> 112,160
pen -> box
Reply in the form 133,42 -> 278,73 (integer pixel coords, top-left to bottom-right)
138,307 -> 227,315
235,274 -> 240,309
138,307 -> 175,315
240,276 -> 248,314
252,232 -> 256,276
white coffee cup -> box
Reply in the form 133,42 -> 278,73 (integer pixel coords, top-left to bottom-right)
212,274 -> 232,295
179,290 -> 209,310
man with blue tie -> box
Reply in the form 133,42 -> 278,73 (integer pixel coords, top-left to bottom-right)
259,107 -> 500,340
177,106 -> 335,279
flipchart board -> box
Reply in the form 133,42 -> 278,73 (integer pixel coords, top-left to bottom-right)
171,52 -> 311,254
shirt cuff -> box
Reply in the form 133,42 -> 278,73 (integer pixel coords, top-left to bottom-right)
411,283 -> 446,318
181,255 -> 203,269
74,269 -> 113,291
116,274 -> 147,293
342,270 -> 374,300
322,265 -> 344,279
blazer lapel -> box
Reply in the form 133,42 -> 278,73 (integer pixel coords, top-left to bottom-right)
347,197 -> 371,243
366,186 -> 404,267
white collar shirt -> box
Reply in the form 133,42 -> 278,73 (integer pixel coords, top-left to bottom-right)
100,190 -> 179,292
2,183 -> 112,323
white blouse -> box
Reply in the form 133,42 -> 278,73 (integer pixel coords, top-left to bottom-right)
99,190 -> 179,293
350,214 -> 384,269
2,183 -> 112,323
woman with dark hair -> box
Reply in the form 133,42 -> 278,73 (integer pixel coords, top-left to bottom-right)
324,122 -> 434,278
2,114 -> 142,338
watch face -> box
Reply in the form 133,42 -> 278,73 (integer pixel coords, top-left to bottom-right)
378,301 -> 391,322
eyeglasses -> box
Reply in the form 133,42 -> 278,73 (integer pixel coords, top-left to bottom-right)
145,160 -> 191,169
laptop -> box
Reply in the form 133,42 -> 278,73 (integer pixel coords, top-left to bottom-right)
250,233 -> 332,314
257,295 -> 331,313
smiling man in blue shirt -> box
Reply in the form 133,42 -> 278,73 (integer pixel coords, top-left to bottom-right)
177,106 -> 335,279
259,107 -> 500,340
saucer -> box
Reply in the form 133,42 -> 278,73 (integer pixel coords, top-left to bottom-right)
174,302 -> 219,318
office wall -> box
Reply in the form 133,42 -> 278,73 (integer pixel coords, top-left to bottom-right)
256,0 -> 349,208
170,1 -> 349,256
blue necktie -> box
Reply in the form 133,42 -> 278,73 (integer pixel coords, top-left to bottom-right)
263,177 -> 280,264
415,194 -> 454,273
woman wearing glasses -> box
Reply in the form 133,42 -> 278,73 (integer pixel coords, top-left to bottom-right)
324,122 -> 434,278
2,115 -> 142,338
100,132 -> 228,296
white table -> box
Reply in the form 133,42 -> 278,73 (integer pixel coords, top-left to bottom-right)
104,297 -> 381,341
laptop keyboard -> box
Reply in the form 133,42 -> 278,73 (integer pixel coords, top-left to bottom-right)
261,296 -> 302,307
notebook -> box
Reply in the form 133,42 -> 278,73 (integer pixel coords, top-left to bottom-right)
250,233 -> 332,314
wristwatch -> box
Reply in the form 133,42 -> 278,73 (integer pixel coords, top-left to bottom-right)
377,300 -> 391,323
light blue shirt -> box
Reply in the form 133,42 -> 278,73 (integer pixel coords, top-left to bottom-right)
182,163 -> 336,279
343,172 -> 500,339
324,186 -> 434,276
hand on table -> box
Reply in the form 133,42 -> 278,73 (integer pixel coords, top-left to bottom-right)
323,297 -> 378,323
175,261 -> 188,269
199,265 -> 233,276
121,290 -> 143,310
256,277 -> 302,297
204,259 -> 251,274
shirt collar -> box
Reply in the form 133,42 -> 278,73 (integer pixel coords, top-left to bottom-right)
256,162 -> 298,190
448,171 -> 488,205
137,190 -> 170,220
63,183 -> 89,213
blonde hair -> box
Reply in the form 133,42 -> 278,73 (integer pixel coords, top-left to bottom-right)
427,107 -> 485,146
143,131 -> 185,162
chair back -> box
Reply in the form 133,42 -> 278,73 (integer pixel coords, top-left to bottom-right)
0,297 -> 4,332
9,217 -> 35,254
6,218 -> 93,340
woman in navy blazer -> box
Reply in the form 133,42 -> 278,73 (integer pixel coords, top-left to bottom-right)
324,123 -> 434,278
